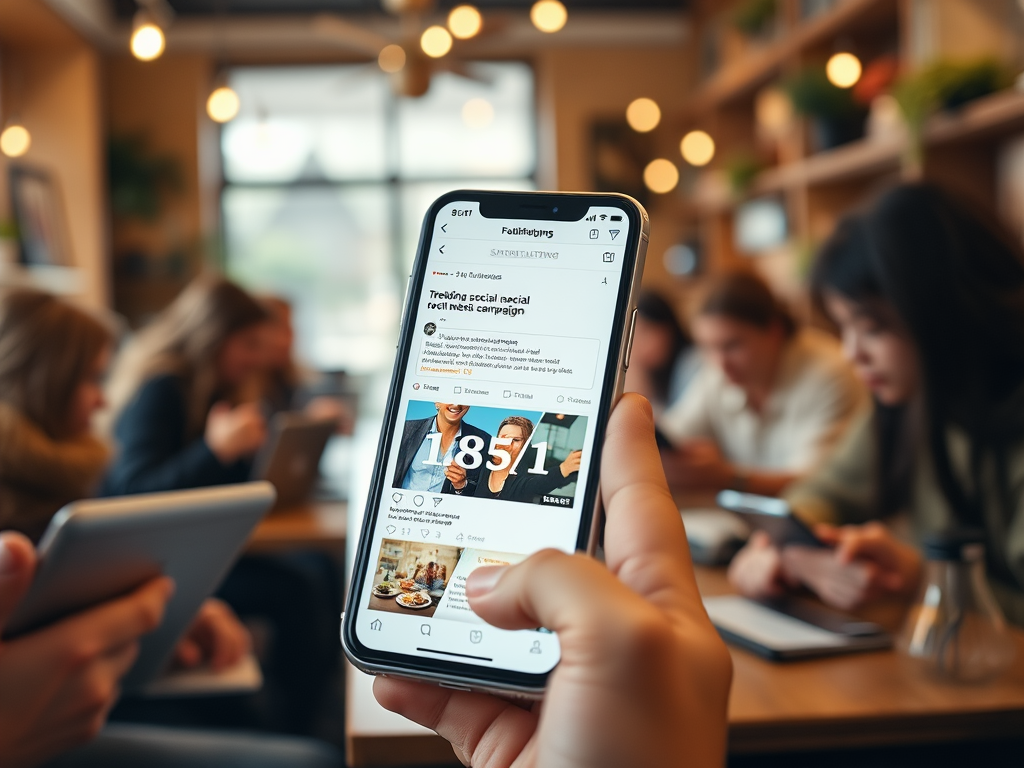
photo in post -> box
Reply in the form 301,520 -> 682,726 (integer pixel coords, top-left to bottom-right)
367,539 -> 526,625
393,400 -> 588,507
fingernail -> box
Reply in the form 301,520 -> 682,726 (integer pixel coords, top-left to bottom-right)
466,566 -> 508,597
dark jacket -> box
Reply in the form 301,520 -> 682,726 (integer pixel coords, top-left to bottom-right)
473,456 -> 578,504
102,374 -> 252,496
392,415 -> 492,495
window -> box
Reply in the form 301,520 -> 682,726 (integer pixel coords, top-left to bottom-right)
221,63 -> 537,393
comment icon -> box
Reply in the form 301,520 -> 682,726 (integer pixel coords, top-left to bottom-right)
420,624 -> 431,636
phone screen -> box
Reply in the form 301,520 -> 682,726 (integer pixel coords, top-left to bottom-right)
347,192 -> 645,686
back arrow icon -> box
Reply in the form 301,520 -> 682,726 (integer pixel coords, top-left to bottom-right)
441,223 -> 448,232
439,244 -> 446,254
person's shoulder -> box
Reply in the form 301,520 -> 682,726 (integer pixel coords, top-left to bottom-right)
126,372 -> 187,413
462,419 -> 492,438
791,328 -> 852,378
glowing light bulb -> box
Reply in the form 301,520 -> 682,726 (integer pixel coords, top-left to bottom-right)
448,5 -> 483,40
826,52 -> 862,88
531,0 -> 567,33
0,124 -> 31,158
644,159 -> 679,194
207,86 -> 240,123
626,97 -> 661,133
462,98 -> 494,128
680,130 -> 715,167
421,26 -> 453,58
379,44 -> 407,73
130,22 -> 165,61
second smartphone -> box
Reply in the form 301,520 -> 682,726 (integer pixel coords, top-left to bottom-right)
342,190 -> 649,697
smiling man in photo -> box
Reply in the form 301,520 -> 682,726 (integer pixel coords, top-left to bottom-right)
394,403 -> 493,495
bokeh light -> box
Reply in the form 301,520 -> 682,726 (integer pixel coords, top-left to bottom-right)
531,0 -> 567,33
826,52 -> 862,88
462,97 -> 495,128
626,97 -> 661,133
644,158 -> 679,194
130,22 -> 165,61
207,86 -> 241,123
378,44 -> 407,73
0,124 -> 31,158
448,5 -> 483,40
421,25 -> 453,58
680,130 -> 715,167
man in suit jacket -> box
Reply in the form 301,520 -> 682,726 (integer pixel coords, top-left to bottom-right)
393,403 -> 492,496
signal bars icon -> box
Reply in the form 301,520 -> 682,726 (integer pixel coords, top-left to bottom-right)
586,214 -> 597,221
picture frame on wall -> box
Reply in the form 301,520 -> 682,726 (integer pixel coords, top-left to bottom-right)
9,166 -> 74,269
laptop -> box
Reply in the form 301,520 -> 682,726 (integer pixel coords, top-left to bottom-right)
252,412 -> 337,509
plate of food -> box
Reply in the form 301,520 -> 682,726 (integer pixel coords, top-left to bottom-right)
400,579 -> 421,592
396,591 -> 432,610
373,582 -> 401,598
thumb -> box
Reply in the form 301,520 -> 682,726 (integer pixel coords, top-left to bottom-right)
0,532 -> 37,634
210,400 -> 234,416
466,550 -> 647,643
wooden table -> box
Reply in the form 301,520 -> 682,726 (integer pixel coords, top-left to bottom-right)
246,500 -> 348,554
345,563 -> 1024,767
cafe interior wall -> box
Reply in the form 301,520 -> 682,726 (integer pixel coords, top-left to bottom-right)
0,0 -> 108,308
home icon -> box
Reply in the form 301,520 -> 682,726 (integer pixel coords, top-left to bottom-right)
370,619 -> 382,631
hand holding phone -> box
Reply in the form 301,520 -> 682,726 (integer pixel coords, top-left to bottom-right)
373,395 -> 732,768
343,191 -> 649,695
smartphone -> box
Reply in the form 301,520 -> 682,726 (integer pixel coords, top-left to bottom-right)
716,490 -> 825,549
342,190 -> 649,697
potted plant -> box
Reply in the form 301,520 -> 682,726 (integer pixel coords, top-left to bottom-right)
732,0 -> 777,40
782,67 -> 868,151
894,58 -> 1012,134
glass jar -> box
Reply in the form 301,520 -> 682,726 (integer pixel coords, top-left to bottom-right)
898,530 -> 1016,683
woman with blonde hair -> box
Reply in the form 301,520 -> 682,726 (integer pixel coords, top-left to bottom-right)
0,288 -> 113,541
103,273 -> 271,495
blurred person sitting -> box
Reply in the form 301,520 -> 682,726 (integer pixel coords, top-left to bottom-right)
102,274 -> 271,496
255,296 -> 353,434
660,270 -> 864,497
0,292 -> 334,765
101,275 -> 337,735
729,184 -> 1024,625
624,290 -> 699,416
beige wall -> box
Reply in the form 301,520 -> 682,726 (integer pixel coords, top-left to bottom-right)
0,41 -> 108,307
535,45 -> 694,294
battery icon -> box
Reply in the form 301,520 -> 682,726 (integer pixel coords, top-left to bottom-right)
610,215 -> 623,221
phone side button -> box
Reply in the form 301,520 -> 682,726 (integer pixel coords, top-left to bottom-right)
439,682 -> 473,692
623,307 -> 639,370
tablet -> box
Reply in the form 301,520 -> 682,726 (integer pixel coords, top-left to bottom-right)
3,482 -> 275,695
716,490 -> 825,549
703,595 -> 892,661
252,412 -> 336,509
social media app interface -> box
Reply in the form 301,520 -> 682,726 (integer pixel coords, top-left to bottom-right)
356,200 -> 630,674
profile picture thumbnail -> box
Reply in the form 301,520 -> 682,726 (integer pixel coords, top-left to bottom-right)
392,400 -> 587,508
423,322 -> 437,336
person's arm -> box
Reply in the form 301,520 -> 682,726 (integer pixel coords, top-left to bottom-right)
657,363 -> 716,445
662,438 -> 799,496
0,405 -> 109,499
374,395 -> 733,768
104,377 -> 234,495
0,532 -> 173,768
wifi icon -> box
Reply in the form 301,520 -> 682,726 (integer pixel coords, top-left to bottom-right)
599,214 -> 608,221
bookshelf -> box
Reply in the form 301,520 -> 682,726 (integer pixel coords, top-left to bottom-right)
648,0 -> 1024,303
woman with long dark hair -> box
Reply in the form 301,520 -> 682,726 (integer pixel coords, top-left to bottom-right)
729,183 -> 1024,625
624,291 -> 696,414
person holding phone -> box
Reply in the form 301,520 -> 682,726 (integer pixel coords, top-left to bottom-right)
659,271 -> 865,498
0,532 -> 340,768
729,183 -> 1024,625
393,403 -> 492,495
374,394 -> 732,768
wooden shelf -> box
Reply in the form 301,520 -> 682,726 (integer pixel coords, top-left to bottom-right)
691,89 -> 1024,215
685,0 -> 895,118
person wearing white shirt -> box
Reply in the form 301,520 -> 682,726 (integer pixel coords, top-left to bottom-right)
660,271 -> 865,497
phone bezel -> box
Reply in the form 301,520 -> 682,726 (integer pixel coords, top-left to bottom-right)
342,189 -> 648,693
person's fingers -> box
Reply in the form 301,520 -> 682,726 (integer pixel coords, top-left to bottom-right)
0,531 -> 37,632
208,401 -> 232,418
373,676 -> 537,768
599,394 -> 697,611
32,577 -> 173,663
748,531 -> 773,550
173,636 -> 202,668
466,549 -> 668,659
812,523 -> 842,546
